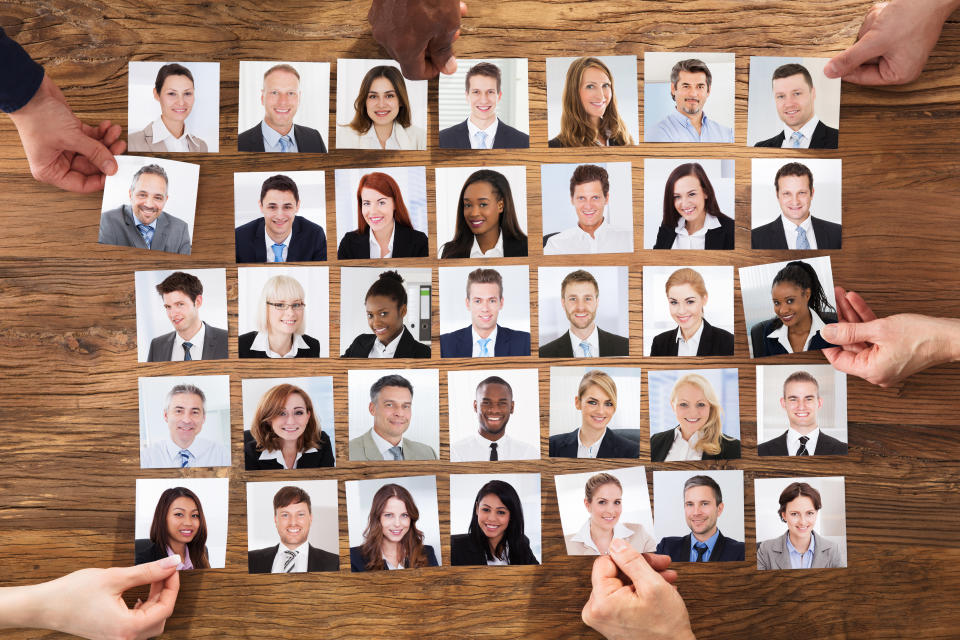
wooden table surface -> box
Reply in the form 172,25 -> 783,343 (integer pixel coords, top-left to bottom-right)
2,1 -> 960,638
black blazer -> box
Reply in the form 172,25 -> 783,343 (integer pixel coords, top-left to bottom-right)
243,430 -> 335,469
549,428 -> 639,459
440,232 -> 528,258
238,122 -> 328,153
758,430 -> 848,456
449,533 -> 539,566
538,328 -> 629,358
649,429 -> 742,462
341,326 -> 431,359
753,121 -> 838,149
235,216 -> 328,263
548,136 -> 626,148
439,325 -> 531,358
238,331 -> 321,359
135,539 -> 210,567
337,225 -> 429,260
653,214 -> 735,250
349,544 -> 438,572
751,216 -> 842,250
649,319 -> 734,357
248,543 -> 339,573
655,531 -> 745,562
749,312 -> 837,358
438,118 -> 530,149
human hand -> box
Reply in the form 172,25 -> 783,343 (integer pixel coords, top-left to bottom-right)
822,287 -> 960,386
582,538 -> 695,640
7,75 -> 125,193
824,0 -> 960,85
368,0 -> 468,80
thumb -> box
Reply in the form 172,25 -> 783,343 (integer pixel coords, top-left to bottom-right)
607,538 -> 660,586
822,320 -> 879,345
825,35 -> 885,78
111,556 -> 181,591
68,131 -> 118,175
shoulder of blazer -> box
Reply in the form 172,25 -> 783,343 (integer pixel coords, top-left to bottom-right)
814,431 -> 848,455
243,437 -> 274,470
547,136 -> 563,148
699,319 -> 734,356
493,120 -> 530,148
238,123 -> 265,152
297,334 -> 321,357
705,215 -> 735,249
653,224 -> 675,249
538,334 -> 572,358
502,233 -> 529,257
650,328 -> 677,356
598,428 -> 639,458
548,430 -> 577,457
450,533 -> 484,565
750,318 -> 780,357
751,218 -> 787,249
238,331 -> 269,359
754,132 -> 785,147
337,230 -> 369,259
439,326 -> 470,357
597,328 -> 629,356
713,435 -> 742,460
308,544 -> 340,571
393,225 -> 429,258
349,546 -> 369,572
248,545 -> 278,573
714,531 -> 745,561
293,124 -> 327,153
649,428 -> 674,462
496,325 -> 530,355
234,217 -> 265,261
342,333 -> 375,357
127,124 -> 154,151
397,327 -> 431,358
811,121 -> 839,149
810,215 -> 842,249
438,120 -> 470,148
758,431 -> 788,456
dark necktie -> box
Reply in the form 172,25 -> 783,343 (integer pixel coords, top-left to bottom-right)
182,342 -> 193,361
796,436 -> 810,456
694,542 -> 708,562
489,442 -> 498,461
283,549 -> 297,572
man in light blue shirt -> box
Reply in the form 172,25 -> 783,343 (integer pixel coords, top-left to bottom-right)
649,59 -> 733,143
141,383 -> 229,468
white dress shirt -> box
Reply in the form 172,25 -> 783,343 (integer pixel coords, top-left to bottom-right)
767,308 -> 827,354
171,322 -> 206,362
368,227 -> 395,259
249,331 -> 311,358
568,327 -> 600,358
264,230 -> 293,262
576,428 -> 607,458
467,118 -> 499,149
469,232 -> 504,258
450,431 -> 539,462
543,218 -> 633,255
663,426 -> 703,461
780,116 -> 820,149
671,214 -> 722,250
786,426 -> 821,455
569,519 -> 637,554
370,428 -> 403,461
368,329 -> 404,358
151,118 -> 191,152
258,446 -> 319,469
675,321 -> 705,357
780,214 -> 818,250
471,325 -> 498,357
140,436 -> 230,468
271,541 -> 310,573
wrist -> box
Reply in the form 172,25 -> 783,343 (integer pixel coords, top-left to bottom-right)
939,316 -> 960,364
0,582 -> 51,631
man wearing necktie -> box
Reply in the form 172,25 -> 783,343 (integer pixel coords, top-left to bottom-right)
538,269 -> 630,358
753,63 -> 839,149
247,486 -> 339,574
449,376 -> 539,462
237,63 -> 328,153
438,61 -> 530,150
140,384 -> 230,468
655,474 -> 745,562
234,174 -> 328,263
348,374 -> 438,461
758,370 -> 849,456
751,162 -> 842,250
145,271 -> 229,362
440,268 -> 531,358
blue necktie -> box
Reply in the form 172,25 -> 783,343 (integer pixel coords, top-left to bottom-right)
475,130 -> 488,149
179,450 -> 191,468
796,226 -> 810,250
580,341 -> 592,357
694,542 -> 708,562
790,131 -> 804,148
279,135 -> 292,152
477,337 -> 491,357
387,445 -> 403,460
182,342 -> 193,361
137,224 -> 154,249
271,243 -> 285,262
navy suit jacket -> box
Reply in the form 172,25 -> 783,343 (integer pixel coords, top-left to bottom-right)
539,328 -> 629,358
751,216 -> 842,250
237,122 -> 327,153
235,216 -> 327,262
749,312 -> 838,357
649,319 -> 734,357
438,118 -> 529,149
341,326 -> 431,358
655,531 -> 745,562
349,545 -> 438,571
548,428 -> 639,459
337,225 -> 429,259
653,215 -> 735,250
758,430 -> 848,456
754,121 -> 838,149
248,544 -> 339,573
439,325 -> 530,358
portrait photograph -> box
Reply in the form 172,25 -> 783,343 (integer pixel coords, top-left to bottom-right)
642,158 -> 736,250
99,155 -> 199,255
236,266 -> 330,359
754,476 -> 847,569
643,52 -> 735,143
739,256 -> 837,358
449,473 -> 542,566
246,479 -> 339,574
134,268 -> 227,363
438,264 -> 530,337
434,165 -> 528,259
537,265 -> 630,354
335,59 -> 428,151
447,368 -> 541,462
437,58 -> 530,149
540,161 -> 635,255
642,265 -> 735,357
746,56 -> 841,148
751,158 -> 843,250
344,475 -> 441,571
128,61 -> 220,153
237,61 -> 330,153
135,477 -> 229,570
554,466 -> 654,556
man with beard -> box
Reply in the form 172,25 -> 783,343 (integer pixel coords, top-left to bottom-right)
539,270 -> 629,358
648,59 -> 733,143
98,163 -> 191,254
248,486 -> 339,573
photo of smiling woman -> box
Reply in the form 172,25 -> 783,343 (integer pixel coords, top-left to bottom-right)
342,270 -> 431,359
337,171 -> 429,259
239,274 -> 321,358
129,63 -> 209,152
649,268 -> 734,356
244,383 -> 334,470
653,162 -> 734,250
549,370 -> 639,459
349,483 -> 438,571
451,479 -> 539,566
135,486 -> 210,570
756,481 -> 844,570
650,373 -> 741,462
564,472 -> 656,555
440,169 -> 528,258
336,65 -> 426,150
548,57 -> 635,148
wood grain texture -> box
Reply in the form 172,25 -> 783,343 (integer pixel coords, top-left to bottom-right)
2,0 -> 960,638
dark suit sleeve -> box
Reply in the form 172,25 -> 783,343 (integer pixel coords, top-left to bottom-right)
649,329 -> 673,356
653,225 -> 675,249
146,336 -> 161,362
424,545 -> 439,567
409,229 -> 429,258
547,136 -> 563,148
312,226 -> 328,261
750,321 -> 771,358
317,431 -> 335,466
342,334 -> 371,358
0,27 -> 45,113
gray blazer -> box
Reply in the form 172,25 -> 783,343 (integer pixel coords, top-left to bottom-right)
757,531 -> 843,570
128,121 -> 208,153
98,205 -> 191,255
348,428 -> 437,461
146,322 -> 228,362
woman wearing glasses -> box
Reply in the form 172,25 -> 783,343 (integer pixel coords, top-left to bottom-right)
239,274 -> 321,358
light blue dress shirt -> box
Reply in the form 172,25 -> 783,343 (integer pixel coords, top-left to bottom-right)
688,528 -> 721,562
261,121 -> 298,152
786,531 -> 816,569
651,110 -> 734,143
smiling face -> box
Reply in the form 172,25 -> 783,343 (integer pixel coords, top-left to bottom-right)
474,382 -> 514,438
266,297 -> 304,336
585,482 -> 622,533
366,76 -> 400,127
776,174 -> 814,224
467,74 -> 501,127
672,70 -> 709,117
571,180 -> 608,235
380,496 -> 411,543
575,384 -> 615,432
162,290 -> 203,339
275,500 -> 312,549
369,385 -> 412,445
780,380 -> 822,433
771,281 -> 811,328
466,282 -> 504,335
166,496 -> 200,545
129,172 -> 169,226
270,392 -> 310,445
579,66 -> 612,125
462,180 -> 503,239
476,493 -> 510,547
260,189 -> 300,242
562,281 -> 599,334
667,283 -> 706,334
783,495 -> 818,541
154,74 -> 195,126
164,391 -> 205,449
672,174 -> 707,230
365,294 -> 405,345
261,69 -> 301,135
672,383 -> 710,438
684,484 -> 723,542
360,187 -> 395,235
773,73 -> 816,131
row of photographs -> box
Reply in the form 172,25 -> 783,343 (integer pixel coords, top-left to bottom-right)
134,471 -> 847,571
138,363 -> 847,469
134,256 -> 838,362
126,54 -> 842,152
100,156 -> 842,256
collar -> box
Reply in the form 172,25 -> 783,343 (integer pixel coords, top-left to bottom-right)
176,320 -> 205,344
168,544 -> 192,570
785,531 -> 816,555
469,232 -> 504,258
780,213 -> 814,240
570,519 -> 635,553
258,446 -> 318,469
577,427 -> 607,449
576,216 -> 610,239
250,331 -> 310,358
370,427 -> 401,456
265,228 -> 293,260
467,117 -> 499,147
278,540 -> 311,555
568,325 -> 600,357
667,108 -> 714,132
787,426 -> 820,452
675,320 -> 705,346
692,527 -> 721,551
360,123 -> 401,150
767,308 -> 827,353
261,120 -> 297,149
783,116 -> 820,145
675,213 -> 721,237
151,118 -> 197,147
127,204 -> 157,231
472,325 -> 498,351
368,225 -> 396,258
372,327 -> 404,358
673,424 -> 701,448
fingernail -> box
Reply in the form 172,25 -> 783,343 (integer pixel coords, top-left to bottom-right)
160,555 -> 181,568
609,537 -> 628,553
822,324 -> 836,339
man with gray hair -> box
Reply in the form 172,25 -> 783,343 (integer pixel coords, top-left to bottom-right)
97,163 -> 191,254
349,374 -> 437,461
140,383 -> 230,468
649,58 -> 733,143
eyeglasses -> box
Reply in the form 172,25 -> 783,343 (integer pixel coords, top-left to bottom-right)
266,301 -> 305,311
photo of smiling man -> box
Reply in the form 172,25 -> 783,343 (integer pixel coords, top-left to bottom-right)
747,57 -> 840,148
448,370 -> 540,462
247,483 -> 339,574
238,62 -> 329,153
757,365 -> 848,456
438,60 -> 530,149
347,371 -> 439,462
645,55 -> 735,143
542,163 -> 634,255
139,377 -> 231,468
751,159 -> 842,250
439,266 -> 531,358
538,267 -> 630,358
